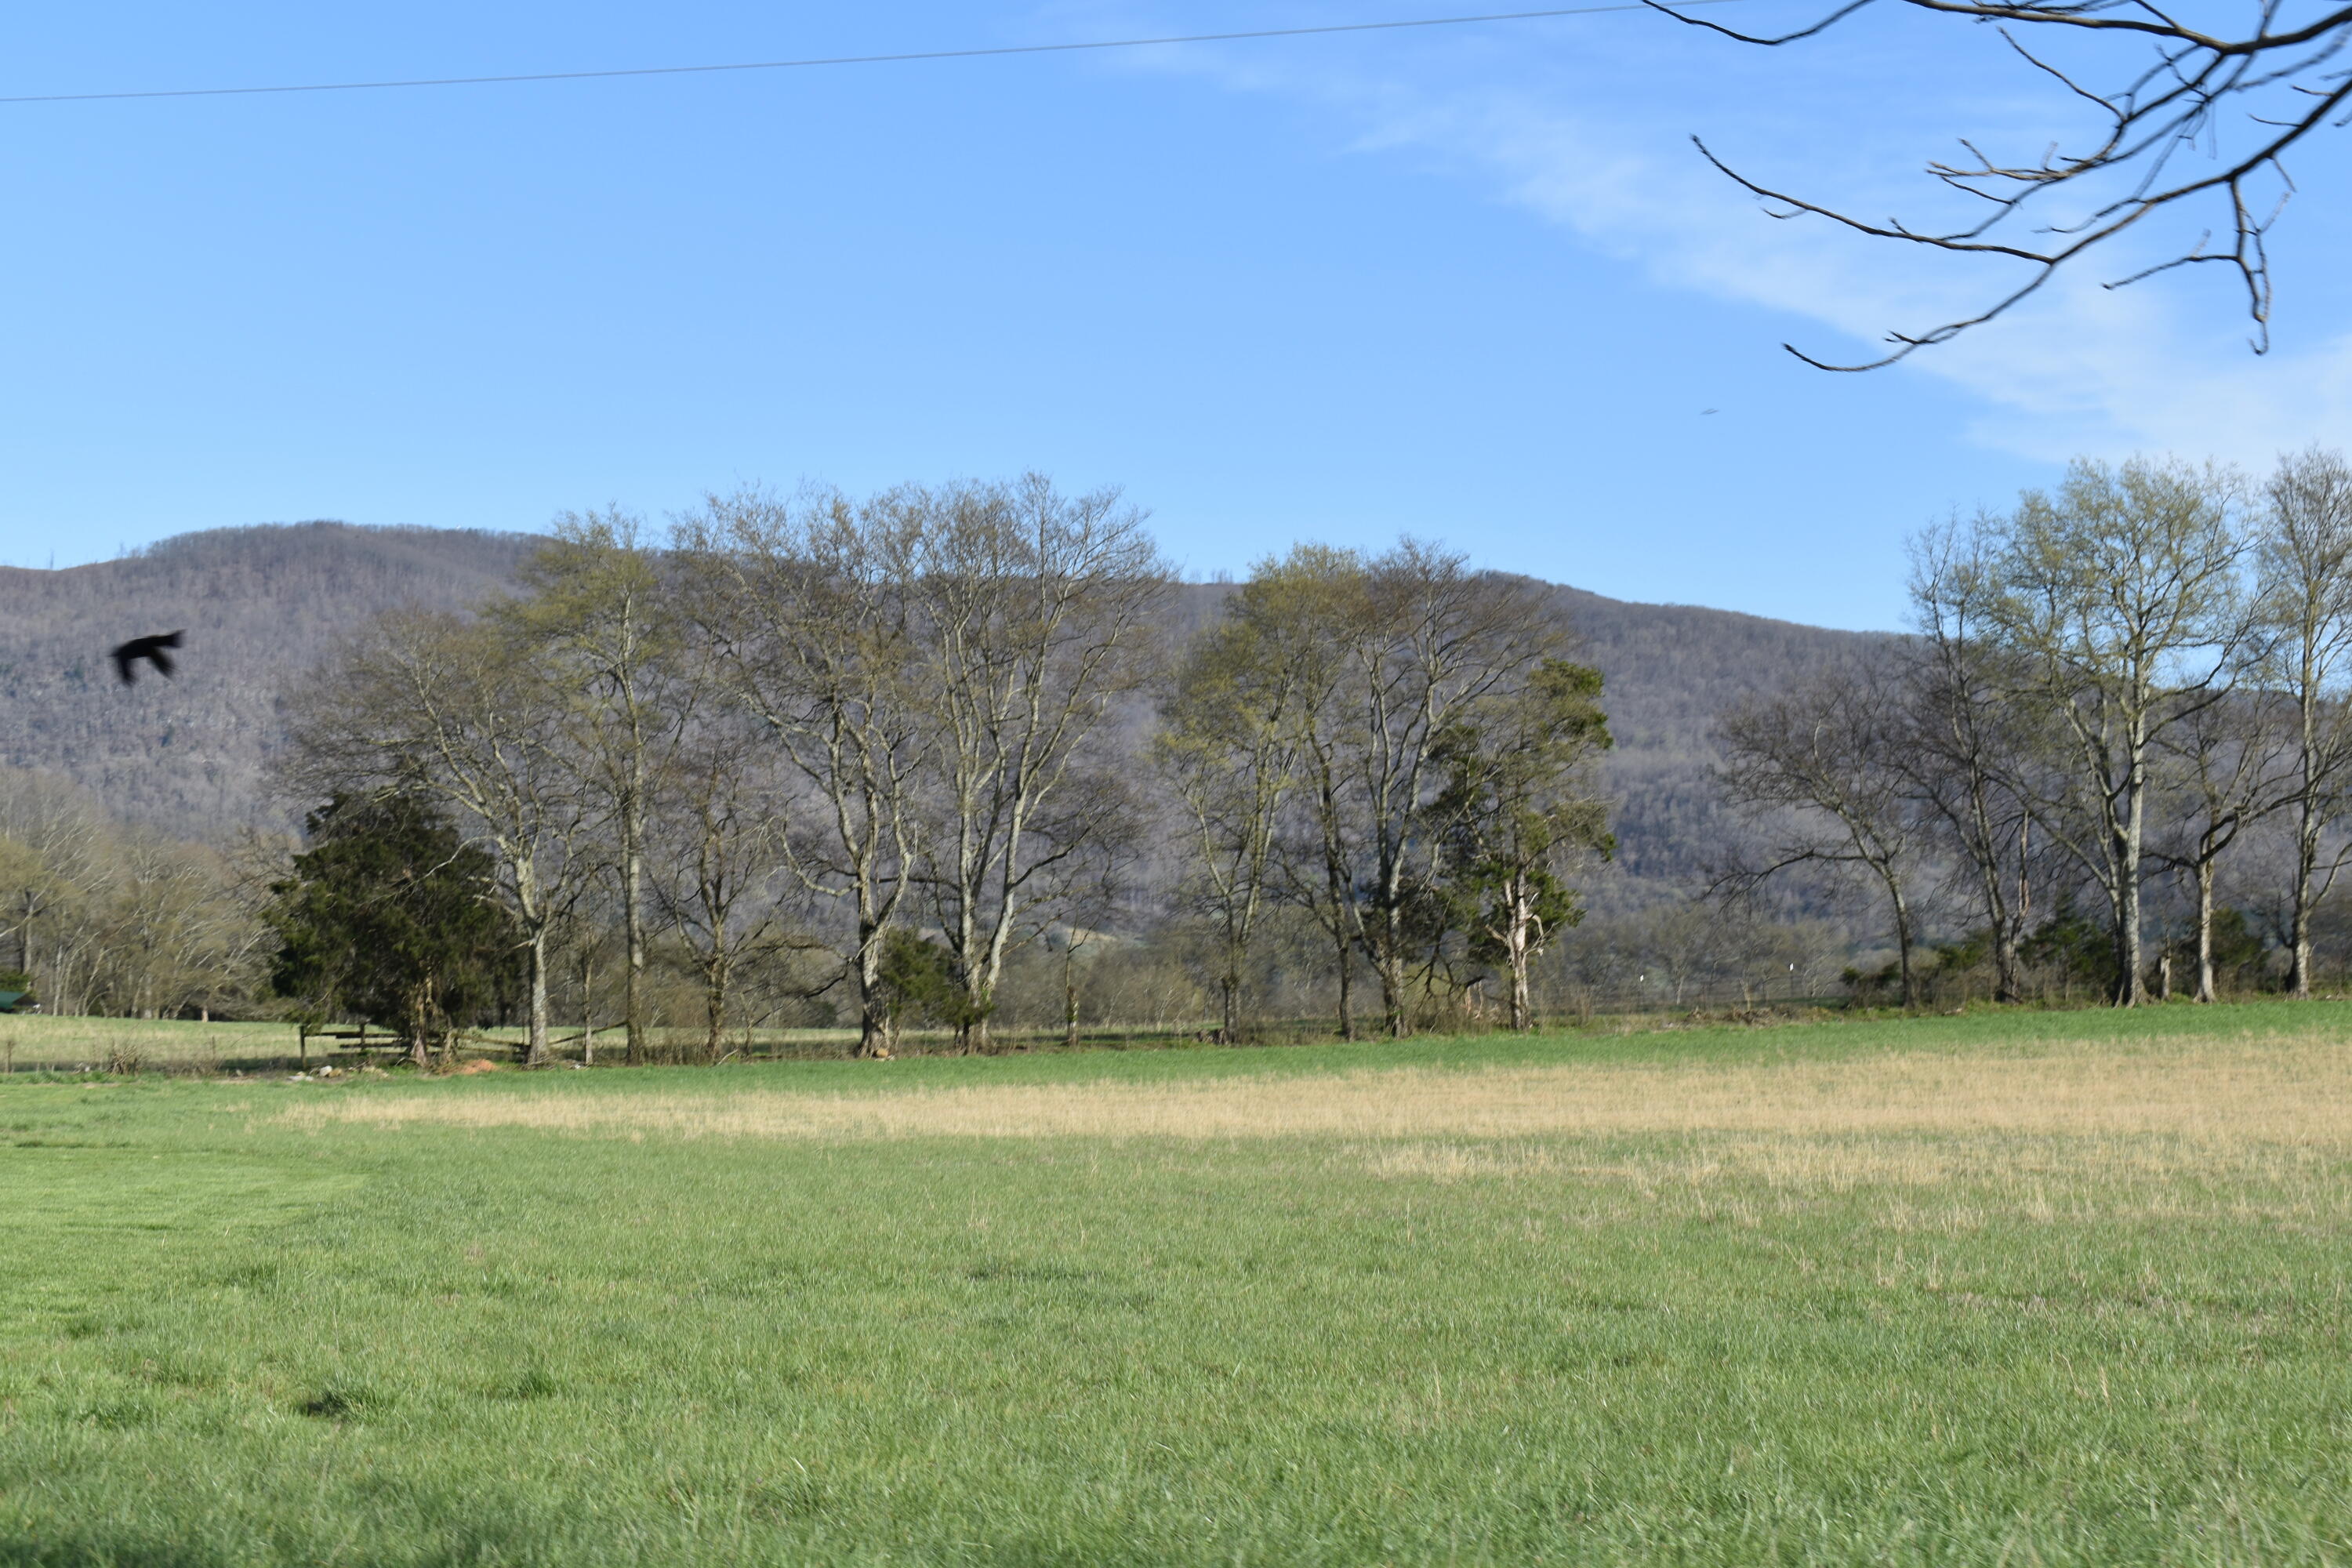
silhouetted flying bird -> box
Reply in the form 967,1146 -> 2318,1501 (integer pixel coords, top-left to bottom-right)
111,631 -> 183,686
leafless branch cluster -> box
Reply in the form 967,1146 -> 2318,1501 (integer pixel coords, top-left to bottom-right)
1653,0 -> 2352,367
0,768 -> 274,1021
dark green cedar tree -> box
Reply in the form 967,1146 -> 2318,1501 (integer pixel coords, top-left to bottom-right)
268,789 -> 521,1067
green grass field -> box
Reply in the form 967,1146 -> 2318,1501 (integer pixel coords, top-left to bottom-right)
5,1002 -> 2352,1565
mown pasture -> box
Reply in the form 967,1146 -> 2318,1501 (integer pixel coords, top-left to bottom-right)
4,1004 -> 2351,1565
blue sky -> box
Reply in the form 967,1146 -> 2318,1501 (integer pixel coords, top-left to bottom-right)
3,2 -> 2347,629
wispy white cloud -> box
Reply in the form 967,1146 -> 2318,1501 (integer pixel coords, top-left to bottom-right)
1456,86 -> 2352,466
1067,0 -> 2352,470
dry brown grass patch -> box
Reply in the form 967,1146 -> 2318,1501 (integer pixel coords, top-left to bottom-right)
284,1032 -> 2352,1149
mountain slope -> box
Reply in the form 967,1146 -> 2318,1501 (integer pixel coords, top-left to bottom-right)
0,523 -> 534,833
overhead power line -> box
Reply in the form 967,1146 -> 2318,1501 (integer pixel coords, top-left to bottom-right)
0,3 -> 1741,107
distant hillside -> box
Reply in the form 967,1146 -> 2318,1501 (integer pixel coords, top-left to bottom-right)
0,524 -> 534,833
0,523 -> 1874,897
1541,585 -> 1886,903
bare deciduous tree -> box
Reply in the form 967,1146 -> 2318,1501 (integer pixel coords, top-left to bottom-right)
1156,586 -> 1311,1044
499,510 -> 692,1066
1716,659 -> 1928,1006
93,837 -> 256,1019
0,769 -> 110,996
1322,543 -> 1566,1039
0,769 -> 267,1022
1980,457 -> 2254,1004
1257,546 -> 1382,1040
1904,521 -> 2056,1001
2150,686 -> 2295,1002
648,706 -> 794,1062
2254,447 -> 2352,996
676,488 -> 927,1058
898,475 -> 1170,1051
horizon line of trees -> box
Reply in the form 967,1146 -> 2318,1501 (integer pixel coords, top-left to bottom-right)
1717,448 -> 2352,1010
17,454 -> 2352,1054
270,474 -> 1617,1064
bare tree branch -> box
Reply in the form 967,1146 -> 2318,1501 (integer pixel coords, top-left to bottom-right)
1653,0 -> 2352,367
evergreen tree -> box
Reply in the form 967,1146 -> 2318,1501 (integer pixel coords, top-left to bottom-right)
268,790 -> 521,1067
1436,659 -> 1614,1032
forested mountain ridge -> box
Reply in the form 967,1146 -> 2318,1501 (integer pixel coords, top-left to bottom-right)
0,524 -> 533,833
0,522 -> 1872,895
1539,585 -> 1891,901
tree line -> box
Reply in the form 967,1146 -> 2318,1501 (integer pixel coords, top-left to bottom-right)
26,453 -> 2338,1053
0,768 -> 270,1019
1716,449 -> 2352,1009
272,476 -> 1616,1064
